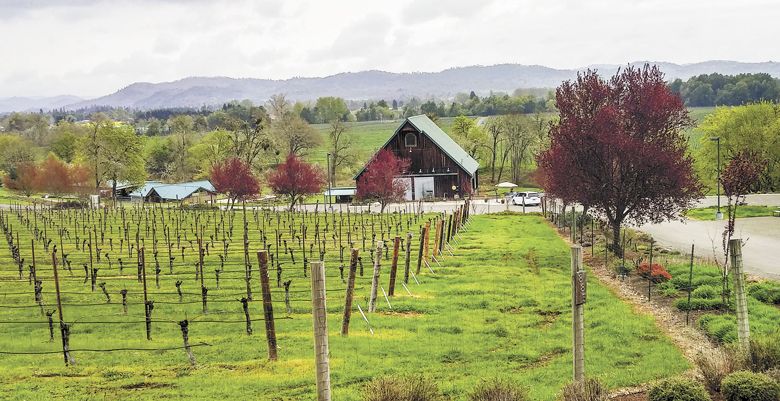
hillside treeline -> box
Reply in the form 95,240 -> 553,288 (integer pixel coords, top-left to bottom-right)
670,73 -> 780,107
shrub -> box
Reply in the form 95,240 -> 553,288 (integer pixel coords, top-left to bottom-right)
675,297 -> 726,311
363,375 -> 442,401
559,378 -> 608,401
657,282 -> 680,297
692,285 -> 719,299
695,348 -> 737,392
749,282 -> 780,305
647,377 -> 711,401
470,378 -> 529,401
636,262 -> 672,283
747,333 -> 780,373
721,371 -> 780,401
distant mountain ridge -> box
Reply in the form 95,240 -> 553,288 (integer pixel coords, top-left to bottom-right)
3,61 -> 780,112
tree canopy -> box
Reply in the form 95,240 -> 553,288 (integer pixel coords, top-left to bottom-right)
538,65 -> 703,253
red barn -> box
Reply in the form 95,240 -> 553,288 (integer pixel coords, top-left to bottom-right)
355,115 -> 479,200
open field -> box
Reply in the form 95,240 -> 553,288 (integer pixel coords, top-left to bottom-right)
0,207 -> 688,400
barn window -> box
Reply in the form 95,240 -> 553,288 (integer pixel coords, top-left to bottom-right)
404,133 -> 417,147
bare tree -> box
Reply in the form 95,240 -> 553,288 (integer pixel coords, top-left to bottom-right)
268,94 -> 322,157
327,120 -> 356,185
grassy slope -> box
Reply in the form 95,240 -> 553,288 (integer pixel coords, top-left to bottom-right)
0,213 -> 687,400
684,205 -> 778,220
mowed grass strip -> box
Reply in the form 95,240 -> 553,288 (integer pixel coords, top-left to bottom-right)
0,214 -> 687,400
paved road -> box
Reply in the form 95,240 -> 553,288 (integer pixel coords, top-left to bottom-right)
638,217 -> 780,280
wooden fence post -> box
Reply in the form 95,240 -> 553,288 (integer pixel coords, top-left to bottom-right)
571,245 -> 585,382
729,239 -> 750,350
388,236 -> 400,296
369,241 -> 382,312
403,232 -> 412,285
341,248 -> 359,336
141,247 -> 153,341
310,261 -> 331,401
257,250 -> 278,361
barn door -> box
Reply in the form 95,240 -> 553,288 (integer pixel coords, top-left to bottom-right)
414,176 -> 434,200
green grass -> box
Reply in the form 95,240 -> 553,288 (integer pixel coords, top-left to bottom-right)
0,211 -> 688,400
684,205 -> 778,220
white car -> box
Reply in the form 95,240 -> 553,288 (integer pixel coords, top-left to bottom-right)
511,192 -> 541,206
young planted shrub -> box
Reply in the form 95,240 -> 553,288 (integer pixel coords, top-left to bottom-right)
363,375 -> 442,401
559,378 -> 609,401
692,285 -> 719,299
749,282 -> 780,305
647,377 -> 711,401
675,297 -> 726,311
721,371 -> 780,401
636,262 -> 672,283
470,378 -> 529,401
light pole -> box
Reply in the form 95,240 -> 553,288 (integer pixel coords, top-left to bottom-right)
326,153 -> 332,209
709,137 -> 723,220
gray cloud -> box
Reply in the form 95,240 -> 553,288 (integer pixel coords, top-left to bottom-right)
0,0 -> 778,97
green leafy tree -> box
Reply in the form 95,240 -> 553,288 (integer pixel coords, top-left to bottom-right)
79,118 -> 145,201
697,102 -> 780,192
315,97 -> 350,123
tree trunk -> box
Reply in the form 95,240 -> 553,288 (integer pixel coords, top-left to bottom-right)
610,221 -> 622,255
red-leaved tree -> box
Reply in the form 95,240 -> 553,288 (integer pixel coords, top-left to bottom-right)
356,149 -> 410,212
37,154 -> 72,196
267,154 -> 324,210
3,162 -> 39,197
537,65 -> 703,254
211,157 -> 261,207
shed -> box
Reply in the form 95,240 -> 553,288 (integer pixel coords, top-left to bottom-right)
323,187 -> 356,203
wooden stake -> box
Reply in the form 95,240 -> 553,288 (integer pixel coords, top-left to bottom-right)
571,245 -> 585,382
257,250 -> 278,361
310,260 -> 331,401
369,241 -> 382,312
341,248 -> 359,336
729,239 -> 750,350
388,236 -> 400,296
403,232 -> 412,285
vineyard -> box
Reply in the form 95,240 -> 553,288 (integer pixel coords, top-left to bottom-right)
0,204 -> 687,400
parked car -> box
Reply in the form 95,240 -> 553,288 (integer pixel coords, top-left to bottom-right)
511,192 -> 541,206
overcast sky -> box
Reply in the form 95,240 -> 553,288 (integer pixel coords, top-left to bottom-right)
1,0 -> 778,98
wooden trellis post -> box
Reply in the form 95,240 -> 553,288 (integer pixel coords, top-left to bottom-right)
369,240 -> 382,312
341,248 -> 359,336
257,250 -> 278,361
571,245 -> 585,382
386,235 -> 400,292
310,260 -> 331,401
729,239 -> 750,349
403,232 -> 412,285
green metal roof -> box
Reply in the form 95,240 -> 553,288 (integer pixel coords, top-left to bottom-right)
354,115 -> 479,179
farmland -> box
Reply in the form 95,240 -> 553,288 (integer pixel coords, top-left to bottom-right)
0,207 -> 688,400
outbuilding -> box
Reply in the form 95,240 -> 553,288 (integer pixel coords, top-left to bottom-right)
354,114 -> 479,200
